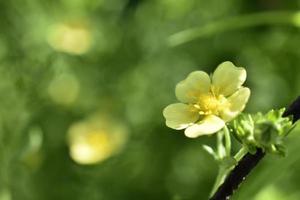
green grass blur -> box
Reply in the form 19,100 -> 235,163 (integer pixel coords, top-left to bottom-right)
0,0 -> 300,199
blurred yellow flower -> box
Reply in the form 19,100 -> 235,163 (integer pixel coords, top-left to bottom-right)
163,61 -> 250,138
67,115 -> 127,165
47,21 -> 92,55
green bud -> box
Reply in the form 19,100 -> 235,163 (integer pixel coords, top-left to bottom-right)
232,114 -> 254,140
230,109 -> 293,155
254,121 -> 278,146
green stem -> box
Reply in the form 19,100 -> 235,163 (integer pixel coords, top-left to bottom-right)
217,131 -> 225,159
210,167 -> 229,197
234,146 -> 248,162
168,11 -> 300,46
210,147 -> 249,198
210,127 -> 233,197
224,126 -> 231,157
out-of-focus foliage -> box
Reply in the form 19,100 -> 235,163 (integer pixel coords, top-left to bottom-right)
0,0 -> 300,199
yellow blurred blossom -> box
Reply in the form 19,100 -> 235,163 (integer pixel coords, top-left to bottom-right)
47,21 -> 92,55
163,61 -> 250,138
67,115 -> 127,165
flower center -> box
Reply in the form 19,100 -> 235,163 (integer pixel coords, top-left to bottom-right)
194,93 -> 222,115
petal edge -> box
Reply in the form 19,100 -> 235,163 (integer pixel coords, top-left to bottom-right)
221,87 -> 251,122
212,61 -> 247,96
175,71 -> 211,103
184,115 -> 225,138
163,103 -> 199,130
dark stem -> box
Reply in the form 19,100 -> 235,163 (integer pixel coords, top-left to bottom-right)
209,96 -> 300,200
283,96 -> 300,123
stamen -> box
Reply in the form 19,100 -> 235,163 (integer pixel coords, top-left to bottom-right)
193,93 -> 228,115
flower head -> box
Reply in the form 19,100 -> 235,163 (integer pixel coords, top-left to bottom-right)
163,61 -> 251,138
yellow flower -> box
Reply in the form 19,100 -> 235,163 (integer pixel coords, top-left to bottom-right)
67,115 -> 127,165
163,61 -> 251,138
47,21 -> 92,55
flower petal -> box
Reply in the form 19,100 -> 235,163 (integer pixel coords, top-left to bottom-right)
175,71 -> 211,103
184,115 -> 225,138
221,87 -> 251,122
212,61 -> 247,96
163,103 -> 199,130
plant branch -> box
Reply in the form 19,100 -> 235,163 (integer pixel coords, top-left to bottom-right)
209,96 -> 300,200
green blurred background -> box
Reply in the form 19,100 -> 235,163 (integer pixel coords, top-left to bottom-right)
1,0 -> 300,199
